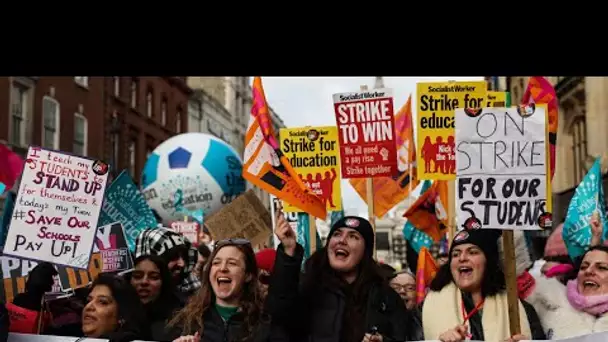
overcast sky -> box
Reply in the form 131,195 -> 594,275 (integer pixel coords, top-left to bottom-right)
261,77 -> 484,218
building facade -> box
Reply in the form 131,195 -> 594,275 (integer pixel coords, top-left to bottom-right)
0,76 -> 191,185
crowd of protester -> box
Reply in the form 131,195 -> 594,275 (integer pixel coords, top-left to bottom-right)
0,208 -> 607,342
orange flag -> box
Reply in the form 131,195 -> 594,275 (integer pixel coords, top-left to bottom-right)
403,180 -> 448,241
350,95 -> 419,217
416,246 -> 438,304
521,77 -> 558,181
242,77 -> 326,219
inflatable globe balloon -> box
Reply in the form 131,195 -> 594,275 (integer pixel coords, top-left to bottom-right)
141,133 -> 246,225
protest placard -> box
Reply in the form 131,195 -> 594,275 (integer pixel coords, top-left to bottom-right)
205,190 -> 272,246
270,195 -> 298,247
93,222 -> 133,274
279,126 -> 342,212
169,220 -> 199,246
455,106 -> 551,230
332,89 -> 397,178
98,170 -> 158,251
487,91 -> 511,107
416,81 -> 487,180
3,147 -> 109,269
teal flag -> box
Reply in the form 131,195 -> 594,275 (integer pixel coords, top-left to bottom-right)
564,158 -> 608,259
402,180 -> 434,253
296,213 -> 322,269
330,209 -> 345,227
98,171 -> 158,251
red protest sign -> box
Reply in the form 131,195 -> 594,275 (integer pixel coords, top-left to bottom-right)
333,89 -> 398,178
169,221 -> 199,246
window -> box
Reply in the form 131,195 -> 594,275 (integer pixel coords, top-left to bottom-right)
74,77 -> 88,88
10,83 -> 28,146
113,77 -> 120,97
130,78 -> 138,108
572,118 -> 587,184
73,114 -> 87,156
176,108 -> 182,133
161,98 -> 167,126
146,90 -> 153,118
42,96 -> 60,149
128,140 -> 136,176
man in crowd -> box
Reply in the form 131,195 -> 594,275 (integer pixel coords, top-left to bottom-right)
389,270 -> 417,310
193,244 -> 211,280
135,227 -> 201,298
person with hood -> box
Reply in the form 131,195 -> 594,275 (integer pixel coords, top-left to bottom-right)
166,238 -> 288,342
135,227 -> 201,298
7,262 -> 57,334
270,211 -> 409,342
409,229 -> 545,342
126,255 -> 184,341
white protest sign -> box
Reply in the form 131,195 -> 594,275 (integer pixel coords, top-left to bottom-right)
455,106 -> 550,230
270,195 -> 298,248
3,147 -> 110,269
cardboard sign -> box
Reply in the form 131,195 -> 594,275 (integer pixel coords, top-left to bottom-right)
169,221 -> 199,246
455,106 -> 550,230
3,147 -> 109,269
93,222 -> 133,274
270,195 -> 298,247
279,126 -> 342,212
332,89 -> 398,178
205,190 -> 272,246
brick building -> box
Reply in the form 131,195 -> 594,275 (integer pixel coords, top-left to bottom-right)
0,76 -> 191,184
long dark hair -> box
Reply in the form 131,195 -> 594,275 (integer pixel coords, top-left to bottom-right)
87,274 -> 147,339
125,255 -> 178,310
429,248 -> 506,297
167,241 -> 264,339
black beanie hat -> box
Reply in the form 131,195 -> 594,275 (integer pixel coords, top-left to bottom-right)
449,229 -> 502,262
327,216 -> 375,257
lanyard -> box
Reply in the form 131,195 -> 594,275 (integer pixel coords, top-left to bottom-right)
461,298 -> 484,324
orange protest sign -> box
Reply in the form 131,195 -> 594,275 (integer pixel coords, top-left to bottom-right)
242,77 -> 326,219
350,95 -> 419,217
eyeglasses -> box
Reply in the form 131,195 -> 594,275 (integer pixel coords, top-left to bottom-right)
214,238 -> 251,249
390,283 -> 416,293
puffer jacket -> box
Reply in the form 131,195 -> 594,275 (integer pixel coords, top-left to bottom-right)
134,227 -> 201,294
266,244 -> 410,342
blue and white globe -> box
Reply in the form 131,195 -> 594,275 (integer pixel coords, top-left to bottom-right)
141,133 -> 246,225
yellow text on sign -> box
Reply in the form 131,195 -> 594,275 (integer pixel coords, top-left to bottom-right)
279,126 -> 342,212
416,81 -> 488,181
487,91 -> 511,107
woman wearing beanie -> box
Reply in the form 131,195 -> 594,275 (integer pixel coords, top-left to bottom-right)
270,209 -> 409,342
409,229 -> 545,342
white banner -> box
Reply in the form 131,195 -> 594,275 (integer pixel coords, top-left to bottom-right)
269,195 -> 298,248
412,330 -> 608,341
455,106 -> 549,231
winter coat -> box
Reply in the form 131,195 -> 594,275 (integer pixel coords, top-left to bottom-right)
266,244 -> 410,342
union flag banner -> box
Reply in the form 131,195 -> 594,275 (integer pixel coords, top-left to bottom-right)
416,246 -> 438,304
242,77 -> 326,219
403,180 -> 448,242
350,95 -> 419,217
521,77 -> 558,181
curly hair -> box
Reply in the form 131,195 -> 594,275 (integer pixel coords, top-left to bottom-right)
167,242 -> 265,339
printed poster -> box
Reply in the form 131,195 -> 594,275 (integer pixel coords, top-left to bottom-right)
93,222 -> 134,274
98,170 -> 158,251
279,126 -> 342,212
3,147 -> 109,269
349,95 -> 419,217
455,106 -> 551,230
416,81 -> 487,180
486,91 -> 511,107
169,220 -> 199,246
332,89 -> 398,178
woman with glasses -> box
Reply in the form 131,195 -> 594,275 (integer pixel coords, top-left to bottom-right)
271,210 -> 409,342
167,239 -> 288,342
389,271 -> 417,310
